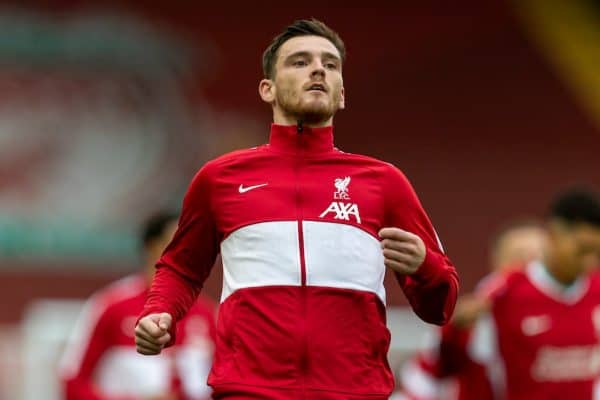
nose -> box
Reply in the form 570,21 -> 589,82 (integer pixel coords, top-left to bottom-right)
310,61 -> 326,79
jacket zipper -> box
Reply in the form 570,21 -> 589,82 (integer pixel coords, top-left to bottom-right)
295,131 -> 308,398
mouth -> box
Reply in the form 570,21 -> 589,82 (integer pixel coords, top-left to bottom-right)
306,83 -> 327,93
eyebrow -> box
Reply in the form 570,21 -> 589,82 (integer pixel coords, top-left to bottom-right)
284,50 -> 341,62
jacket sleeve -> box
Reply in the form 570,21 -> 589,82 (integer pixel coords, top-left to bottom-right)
140,163 -> 220,341
384,165 -> 459,325
59,297 -> 135,400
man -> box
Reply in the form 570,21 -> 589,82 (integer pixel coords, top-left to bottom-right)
447,189 -> 600,399
59,212 -> 217,400
398,221 -> 547,400
135,19 -> 459,399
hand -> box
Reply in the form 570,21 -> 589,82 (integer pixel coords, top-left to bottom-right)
135,312 -> 173,355
379,227 -> 426,275
451,294 -> 491,328
144,393 -> 178,400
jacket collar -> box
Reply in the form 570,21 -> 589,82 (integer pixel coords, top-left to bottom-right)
268,123 -> 335,155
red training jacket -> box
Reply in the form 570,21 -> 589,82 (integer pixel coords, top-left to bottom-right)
141,124 -> 459,399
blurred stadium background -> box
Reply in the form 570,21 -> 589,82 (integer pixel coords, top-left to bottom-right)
1,0 -> 599,398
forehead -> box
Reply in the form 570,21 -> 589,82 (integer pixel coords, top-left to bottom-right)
277,35 -> 341,61
505,227 -> 544,242
499,228 -> 543,248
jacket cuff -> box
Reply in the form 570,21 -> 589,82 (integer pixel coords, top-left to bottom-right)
411,248 -> 446,285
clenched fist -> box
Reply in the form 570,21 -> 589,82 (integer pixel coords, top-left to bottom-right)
379,227 -> 426,275
135,313 -> 173,355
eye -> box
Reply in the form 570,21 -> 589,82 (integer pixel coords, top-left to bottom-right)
325,62 -> 338,70
293,60 -> 307,67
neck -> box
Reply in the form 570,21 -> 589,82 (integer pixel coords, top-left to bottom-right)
543,256 -> 577,286
273,110 -> 333,128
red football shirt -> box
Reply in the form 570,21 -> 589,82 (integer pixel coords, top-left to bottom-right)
470,262 -> 600,400
59,274 -> 216,400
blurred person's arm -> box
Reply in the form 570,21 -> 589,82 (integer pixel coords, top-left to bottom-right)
398,279 -> 504,400
398,353 -> 443,400
398,277 -> 509,400
461,274 -> 513,400
396,320 -> 476,400
432,292 -> 491,378
137,164 -> 220,352
437,273 -> 512,398
384,165 -> 459,325
172,299 -> 217,400
59,296 -> 135,400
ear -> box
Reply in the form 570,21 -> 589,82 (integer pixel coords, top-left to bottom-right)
338,86 -> 345,110
259,79 -> 275,104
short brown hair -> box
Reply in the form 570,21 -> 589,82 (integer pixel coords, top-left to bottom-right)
262,18 -> 346,79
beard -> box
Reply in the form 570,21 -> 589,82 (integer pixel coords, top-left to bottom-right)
276,86 -> 341,125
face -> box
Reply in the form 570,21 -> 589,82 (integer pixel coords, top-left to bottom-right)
493,227 -> 548,272
548,221 -> 600,282
260,35 -> 345,126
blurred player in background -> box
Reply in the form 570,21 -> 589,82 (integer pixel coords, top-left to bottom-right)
59,212 -> 217,400
397,220 -> 547,400
135,18 -> 458,399
401,188 -> 600,400
470,188 -> 600,399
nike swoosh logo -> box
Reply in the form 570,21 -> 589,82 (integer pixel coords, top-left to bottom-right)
238,183 -> 268,193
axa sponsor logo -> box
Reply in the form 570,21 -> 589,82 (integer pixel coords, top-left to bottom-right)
319,202 -> 362,224
319,176 -> 361,224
